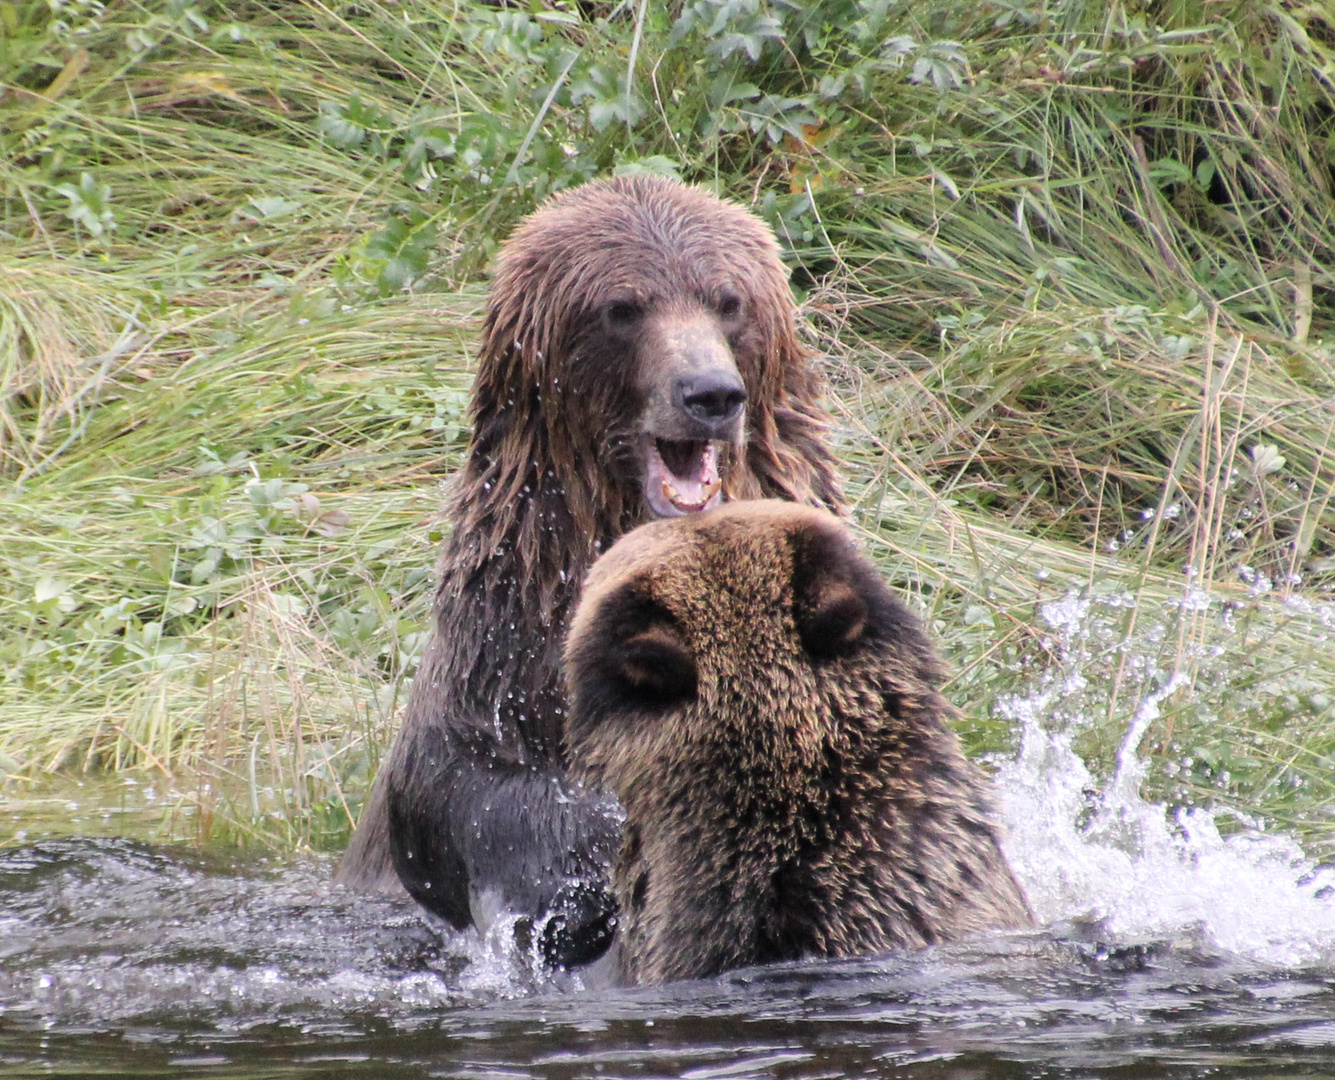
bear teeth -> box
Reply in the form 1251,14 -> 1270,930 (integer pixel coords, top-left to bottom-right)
662,477 -> 722,513
645,439 -> 723,517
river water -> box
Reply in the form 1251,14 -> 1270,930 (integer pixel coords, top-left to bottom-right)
4,591 -> 1335,1077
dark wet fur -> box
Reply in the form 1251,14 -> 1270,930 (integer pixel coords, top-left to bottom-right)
335,176 -> 843,967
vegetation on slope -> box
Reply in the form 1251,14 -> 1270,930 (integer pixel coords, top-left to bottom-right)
2,0 -> 1333,852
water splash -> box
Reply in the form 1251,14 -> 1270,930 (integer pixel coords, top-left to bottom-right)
994,588 -> 1335,969
0,839 -> 549,1029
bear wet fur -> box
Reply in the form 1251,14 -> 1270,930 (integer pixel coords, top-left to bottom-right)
564,500 -> 1033,985
334,176 -> 843,966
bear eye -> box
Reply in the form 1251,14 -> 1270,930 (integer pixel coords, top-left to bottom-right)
716,292 -> 741,319
605,299 -> 643,327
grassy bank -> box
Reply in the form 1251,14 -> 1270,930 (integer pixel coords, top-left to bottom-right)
2,0 -> 1333,854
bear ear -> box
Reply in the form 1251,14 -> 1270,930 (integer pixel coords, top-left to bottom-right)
789,518 -> 873,659
572,584 -> 699,712
612,622 -> 698,706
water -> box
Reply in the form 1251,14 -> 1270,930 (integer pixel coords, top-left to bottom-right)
5,592 -> 1335,1077
3,833 -> 1334,1080
5,760 -> 1335,1080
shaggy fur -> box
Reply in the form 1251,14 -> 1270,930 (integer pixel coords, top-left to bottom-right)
564,501 -> 1033,985
335,176 -> 843,966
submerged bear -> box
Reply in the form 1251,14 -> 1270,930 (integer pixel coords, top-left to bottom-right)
564,500 -> 1033,986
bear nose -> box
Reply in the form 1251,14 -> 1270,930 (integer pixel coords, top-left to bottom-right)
675,373 -> 747,434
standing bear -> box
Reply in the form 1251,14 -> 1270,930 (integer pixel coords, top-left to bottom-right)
335,176 -> 843,967
564,500 -> 1033,985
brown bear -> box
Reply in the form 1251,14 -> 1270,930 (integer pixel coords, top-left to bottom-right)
563,500 -> 1033,985
334,176 -> 843,967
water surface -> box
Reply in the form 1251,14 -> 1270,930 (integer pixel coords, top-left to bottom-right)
5,587 -> 1335,1078
3,798 -> 1335,1080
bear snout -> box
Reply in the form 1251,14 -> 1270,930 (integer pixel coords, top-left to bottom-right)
673,371 -> 747,435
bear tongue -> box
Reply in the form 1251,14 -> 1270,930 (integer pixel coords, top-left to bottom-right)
645,438 -> 722,517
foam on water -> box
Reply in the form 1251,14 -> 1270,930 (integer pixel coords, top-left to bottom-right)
993,588 -> 1335,970
0,839 -> 555,1028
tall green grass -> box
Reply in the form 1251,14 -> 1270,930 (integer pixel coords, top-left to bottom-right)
2,0 -> 1332,853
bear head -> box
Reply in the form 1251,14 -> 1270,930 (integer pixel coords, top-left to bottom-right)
564,500 -> 1032,984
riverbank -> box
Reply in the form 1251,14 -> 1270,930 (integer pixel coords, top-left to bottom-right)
2,0 -> 1332,852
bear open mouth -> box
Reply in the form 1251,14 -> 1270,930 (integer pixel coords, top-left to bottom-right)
644,437 -> 723,517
